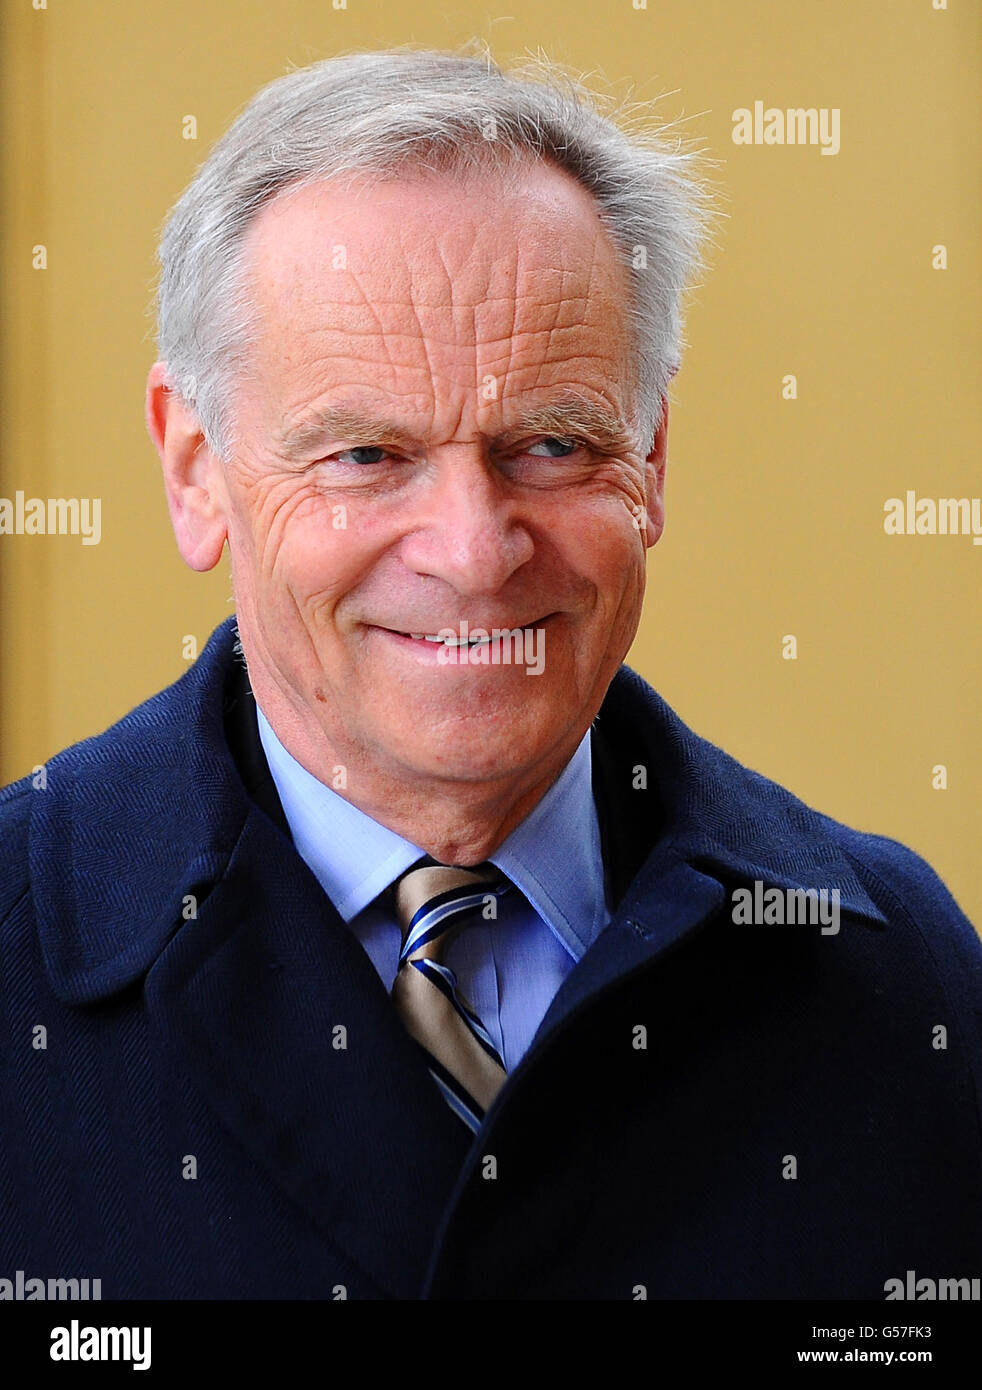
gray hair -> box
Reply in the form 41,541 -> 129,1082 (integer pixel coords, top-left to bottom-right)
155,43 -> 719,460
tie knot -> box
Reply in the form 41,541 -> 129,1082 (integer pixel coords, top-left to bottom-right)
394,859 -> 509,964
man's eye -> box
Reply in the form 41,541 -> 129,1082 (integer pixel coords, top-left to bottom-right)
333,446 -> 391,466
524,436 -> 582,458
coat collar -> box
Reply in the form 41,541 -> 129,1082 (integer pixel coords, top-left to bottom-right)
30,615 -> 884,1010
31,617 -> 260,1005
589,662 -> 887,929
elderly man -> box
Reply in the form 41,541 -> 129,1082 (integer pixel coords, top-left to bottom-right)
1,48 -> 980,1303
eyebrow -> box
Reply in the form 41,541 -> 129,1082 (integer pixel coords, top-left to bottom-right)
274,392 -> 634,462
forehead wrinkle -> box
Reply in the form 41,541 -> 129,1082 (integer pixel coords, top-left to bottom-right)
277,305 -> 626,413
280,262 -> 598,352
292,316 -> 606,364
250,180 -> 634,451
344,259 -> 401,397
412,241 -> 455,430
529,261 -> 584,406
482,239 -> 579,406
273,320 -> 630,460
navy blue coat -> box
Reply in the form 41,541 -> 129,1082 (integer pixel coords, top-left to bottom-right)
1,616 -> 980,1299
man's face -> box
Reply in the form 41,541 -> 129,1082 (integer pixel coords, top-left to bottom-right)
192,162 -> 665,790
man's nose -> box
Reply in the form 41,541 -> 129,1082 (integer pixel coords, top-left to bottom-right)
397,449 -> 535,596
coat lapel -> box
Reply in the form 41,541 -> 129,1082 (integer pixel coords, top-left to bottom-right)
31,617 -> 472,1299
501,663 -> 889,1089
143,804 -> 472,1298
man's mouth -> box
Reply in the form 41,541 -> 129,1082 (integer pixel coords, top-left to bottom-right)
377,617 -> 553,648
406,631 -> 494,647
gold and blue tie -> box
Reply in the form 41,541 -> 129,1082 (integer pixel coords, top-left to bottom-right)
391,857 -> 514,1132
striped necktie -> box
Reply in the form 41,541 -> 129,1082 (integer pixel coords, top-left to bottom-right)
391,857 -> 514,1133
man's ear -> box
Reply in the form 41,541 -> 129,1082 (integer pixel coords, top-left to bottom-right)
145,361 -> 229,572
641,394 -> 669,549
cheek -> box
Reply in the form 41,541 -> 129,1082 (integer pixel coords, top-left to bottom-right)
242,486 -> 366,606
565,495 -> 647,593
281,527 -> 371,624
601,545 -> 646,625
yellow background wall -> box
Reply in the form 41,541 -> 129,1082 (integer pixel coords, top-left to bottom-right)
2,0 -> 980,928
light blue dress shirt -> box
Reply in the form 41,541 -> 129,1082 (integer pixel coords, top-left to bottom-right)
255,704 -> 611,1071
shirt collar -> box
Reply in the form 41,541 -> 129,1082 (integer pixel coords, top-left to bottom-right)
255,704 -> 608,960
489,729 -> 608,958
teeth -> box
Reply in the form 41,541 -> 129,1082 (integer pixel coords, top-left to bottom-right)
404,632 -> 494,645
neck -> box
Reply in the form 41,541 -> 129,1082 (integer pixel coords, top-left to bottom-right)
251,684 -> 585,865
336,767 -> 572,865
